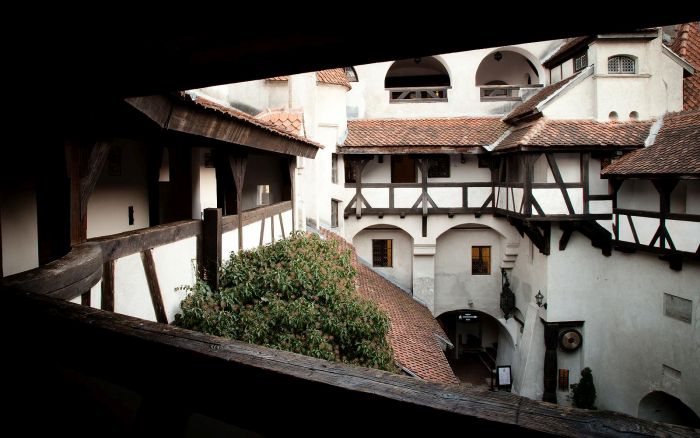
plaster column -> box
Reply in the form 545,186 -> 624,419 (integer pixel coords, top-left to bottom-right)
412,242 -> 436,313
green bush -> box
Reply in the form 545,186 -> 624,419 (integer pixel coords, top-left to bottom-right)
571,367 -> 597,409
175,232 -> 396,372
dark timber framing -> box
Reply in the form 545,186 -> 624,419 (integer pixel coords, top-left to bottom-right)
140,248 -> 168,324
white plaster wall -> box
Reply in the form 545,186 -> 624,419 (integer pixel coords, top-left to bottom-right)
546,229 -> 700,417
1,187 -> 38,276
666,220 -> 700,253
356,40 -> 561,119
152,236 -> 197,322
468,187 -> 493,208
554,154 -> 581,182
618,180 -> 659,211
114,253 -> 156,321
589,158 -> 609,195
588,35 -> 682,121
394,188 -> 422,208
353,228 -> 413,290
445,155 -> 491,182
362,156 -> 391,183
191,147 -> 217,220
533,188 -> 583,215
87,140 -> 149,238
475,50 -> 540,85
362,188 -> 389,209
543,75 -> 595,120
434,228 -> 503,317
428,187 -> 462,208
222,229 -> 238,260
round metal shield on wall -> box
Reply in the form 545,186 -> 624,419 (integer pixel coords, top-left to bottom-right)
559,329 -> 582,352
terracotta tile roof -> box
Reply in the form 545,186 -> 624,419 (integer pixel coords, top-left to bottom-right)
504,73 -> 579,123
671,22 -> 700,110
320,229 -> 458,385
542,36 -> 592,68
266,69 -> 350,90
256,109 -> 305,136
316,68 -> 351,90
495,119 -> 652,151
341,117 -> 508,154
187,94 -> 322,149
602,110 -> 700,177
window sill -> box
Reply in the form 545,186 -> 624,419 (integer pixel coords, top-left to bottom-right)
593,73 -> 651,79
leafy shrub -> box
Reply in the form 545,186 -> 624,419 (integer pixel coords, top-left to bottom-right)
571,367 -> 597,409
175,232 -> 396,372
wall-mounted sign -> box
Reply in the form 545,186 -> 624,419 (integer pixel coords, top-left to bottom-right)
497,365 -> 512,389
458,313 -> 478,321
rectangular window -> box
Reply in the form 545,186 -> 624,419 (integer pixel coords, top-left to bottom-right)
573,52 -> 588,72
344,158 -> 357,183
428,155 -> 450,178
471,246 -> 490,275
332,153 -> 338,184
256,184 -> 270,206
663,293 -> 692,324
391,156 -> 416,183
372,239 -> 392,267
331,200 -> 339,228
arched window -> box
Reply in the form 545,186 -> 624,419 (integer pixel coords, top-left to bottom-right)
608,55 -> 636,74
344,66 -> 358,82
385,56 -> 450,102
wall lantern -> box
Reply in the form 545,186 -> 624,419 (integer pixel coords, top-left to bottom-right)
535,290 -> 547,309
494,51 -> 503,62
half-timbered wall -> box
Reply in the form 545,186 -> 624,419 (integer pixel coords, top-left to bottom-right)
353,227 -> 413,290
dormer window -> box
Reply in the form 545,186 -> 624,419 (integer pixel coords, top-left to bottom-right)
608,55 -> 636,74
573,52 -> 588,72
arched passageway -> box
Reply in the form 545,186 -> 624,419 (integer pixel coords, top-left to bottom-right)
437,309 -> 509,387
638,391 -> 700,428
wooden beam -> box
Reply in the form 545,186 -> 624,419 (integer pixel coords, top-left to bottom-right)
278,213 -> 285,239
229,154 -> 247,251
81,291 -> 90,307
559,225 -> 573,251
66,138 -> 83,245
5,289 -> 691,437
626,215 -> 639,244
79,141 -> 111,221
140,249 -> 168,324
289,158 -> 296,232
545,153 -> 575,215
259,215 -> 265,246
203,208 -> 222,291
581,153 -> 590,214
101,260 -> 115,312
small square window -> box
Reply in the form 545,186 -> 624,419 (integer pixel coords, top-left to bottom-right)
573,52 -> 588,72
471,246 -> 490,275
428,155 -> 450,178
372,239 -> 392,267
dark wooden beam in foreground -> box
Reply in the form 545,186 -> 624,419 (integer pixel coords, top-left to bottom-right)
3,289 -> 694,437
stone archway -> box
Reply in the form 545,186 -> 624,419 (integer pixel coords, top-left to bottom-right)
638,391 -> 700,428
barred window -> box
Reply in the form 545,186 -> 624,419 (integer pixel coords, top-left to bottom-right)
608,55 -> 636,74
372,239 -> 392,267
573,52 -> 588,72
471,246 -> 491,275
428,155 -> 450,178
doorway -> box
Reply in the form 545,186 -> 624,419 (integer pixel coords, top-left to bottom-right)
391,156 -> 416,183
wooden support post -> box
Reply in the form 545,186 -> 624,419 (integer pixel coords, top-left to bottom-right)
652,180 -> 677,250
581,153 -> 590,214
101,260 -> 115,312
230,155 -> 247,251
289,158 -> 296,232
543,322 -> 559,403
523,154 -> 534,216
140,249 -> 168,324
147,144 -> 164,226
81,291 -> 91,307
419,158 -> 430,216
353,159 -> 370,219
203,208 -> 222,291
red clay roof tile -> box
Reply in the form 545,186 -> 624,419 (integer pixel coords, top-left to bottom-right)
342,117 -> 508,153
256,109 -> 305,136
671,22 -> 700,111
496,119 -> 652,151
602,110 -> 700,176
316,68 -> 351,90
504,73 -> 579,123
320,229 -> 458,385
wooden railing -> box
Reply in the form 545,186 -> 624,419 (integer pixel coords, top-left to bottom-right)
479,84 -> 543,102
613,208 -> 700,257
3,287 -> 693,436
388,86 -> 450,102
